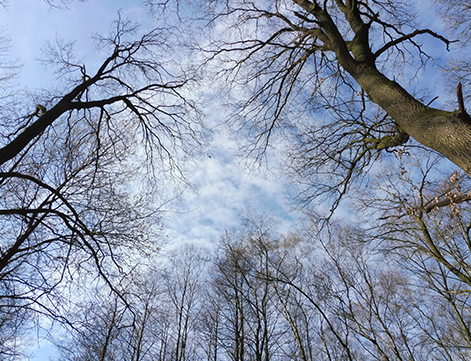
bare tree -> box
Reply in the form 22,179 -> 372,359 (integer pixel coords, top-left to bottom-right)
0,5 -> 203,336
204,215 -> 298,361
55,271 -> 170,361
201,0 -> 471,211
0,292 -> 30,360
160,244 -> 209,361
352,149 -> 471,355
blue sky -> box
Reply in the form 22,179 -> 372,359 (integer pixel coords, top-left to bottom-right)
0,0 -> 459,359
0,1 -> 300,359
2,0 -> 148,88
0,0 -> 299,237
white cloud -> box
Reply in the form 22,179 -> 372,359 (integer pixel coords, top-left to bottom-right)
0,2 -> 302,359
165,132 -> 299,247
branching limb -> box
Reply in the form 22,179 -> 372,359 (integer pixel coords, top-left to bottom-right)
458,82 -> 466,113
374,29 -> 458,60
363,127 -> 409,151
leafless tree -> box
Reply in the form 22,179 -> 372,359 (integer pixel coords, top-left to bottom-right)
200,0 -> 471,212
0,5 -> 203,337
351,149 -> 471,355
203,215 -> 300,361
159,244 -> 209,361
55,243 -> 210,361
0,291 -> 30,360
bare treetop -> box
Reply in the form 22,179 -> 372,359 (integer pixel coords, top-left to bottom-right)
202,0 -> 471,212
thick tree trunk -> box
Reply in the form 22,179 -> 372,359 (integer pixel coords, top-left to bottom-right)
353,65 -> 471,175
293,0 -> 471,175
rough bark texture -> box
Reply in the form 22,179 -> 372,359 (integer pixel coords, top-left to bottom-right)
353,66 -> 471,175
293,0 -> 471,175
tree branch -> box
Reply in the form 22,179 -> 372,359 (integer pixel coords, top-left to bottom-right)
374,29 -> 457,60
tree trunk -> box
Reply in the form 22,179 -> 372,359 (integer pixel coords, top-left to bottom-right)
353,64 -> 471,175
306,0 -> 471,175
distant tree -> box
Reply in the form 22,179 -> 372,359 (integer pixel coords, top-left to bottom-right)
0,292 -> 30,360
355,149 -> 471,355
204,215 -> 297,361
263,220 -> 471,361
55,214 -> 471,360
160,244 -> 209,361
56,285 -> 140,361
56,243 -> 209,361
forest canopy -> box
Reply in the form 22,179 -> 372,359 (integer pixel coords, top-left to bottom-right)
1,0 -> 471,360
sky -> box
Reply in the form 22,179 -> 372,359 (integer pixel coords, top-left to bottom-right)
0,0 -> 458,359
0,1 -> 301,359
0,0 -> 301,239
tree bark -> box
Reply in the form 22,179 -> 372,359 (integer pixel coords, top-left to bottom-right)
353,64 -> 471,175
293,0 -> 471,175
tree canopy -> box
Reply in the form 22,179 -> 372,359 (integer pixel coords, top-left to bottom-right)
201,0 -> 471,210
2,0 -> 471,360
